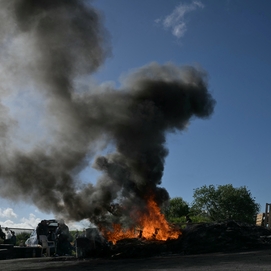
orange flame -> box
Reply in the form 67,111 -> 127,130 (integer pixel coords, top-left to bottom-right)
101,197 -> 181,244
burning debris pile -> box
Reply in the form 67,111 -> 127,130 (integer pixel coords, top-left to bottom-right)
0,0 -> 215,234
95,221 -> 271,259
100,197 -> 181,244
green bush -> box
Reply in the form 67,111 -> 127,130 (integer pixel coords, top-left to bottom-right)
163,197 -> 189,221
15,232 -> 31,246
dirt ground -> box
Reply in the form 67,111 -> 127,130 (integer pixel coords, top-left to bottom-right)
2,249 -> 271,271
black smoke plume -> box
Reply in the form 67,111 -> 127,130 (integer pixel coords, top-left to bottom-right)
0,0 -> 215,226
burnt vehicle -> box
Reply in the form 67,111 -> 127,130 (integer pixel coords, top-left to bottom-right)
25,220 -> 58,246
46,219 -> 58,242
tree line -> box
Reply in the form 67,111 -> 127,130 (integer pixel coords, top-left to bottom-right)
162,184 -> 260,224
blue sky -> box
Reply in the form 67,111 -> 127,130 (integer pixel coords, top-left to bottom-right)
1,0 -> 271,229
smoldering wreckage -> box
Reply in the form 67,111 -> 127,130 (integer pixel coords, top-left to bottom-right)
1,218 -> 271,261
0,0 -> 269,262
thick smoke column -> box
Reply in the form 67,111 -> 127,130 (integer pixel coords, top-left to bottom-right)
0,1 -> 215,226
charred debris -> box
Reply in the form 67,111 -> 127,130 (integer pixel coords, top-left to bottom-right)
75,220 -> 271,259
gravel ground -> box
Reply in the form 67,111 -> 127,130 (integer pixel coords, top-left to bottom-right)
2,249 -> 271,271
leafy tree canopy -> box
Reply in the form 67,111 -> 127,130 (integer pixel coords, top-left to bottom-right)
191,184 -> 260,224
163,197 -> 189,221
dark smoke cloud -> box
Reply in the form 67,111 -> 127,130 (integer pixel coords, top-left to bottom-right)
0,0 -> 215,226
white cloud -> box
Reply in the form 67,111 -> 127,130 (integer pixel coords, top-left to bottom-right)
156,1 -> 204,39
172,22 -> 187,38
0,208 -> 17,219
0,212 -> 92,231
154,18 -> 161,24
20,213 -> 41,229
0,213 -> 39,229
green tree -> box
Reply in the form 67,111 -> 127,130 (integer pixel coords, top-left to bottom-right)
163,197 -> 189,221
191,184 -> 260,224
15,232 -> 31,246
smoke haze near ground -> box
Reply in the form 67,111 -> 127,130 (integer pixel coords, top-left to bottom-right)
0,0 -> 215,226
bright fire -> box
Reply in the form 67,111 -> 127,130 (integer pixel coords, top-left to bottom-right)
101,197 -> 181,244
